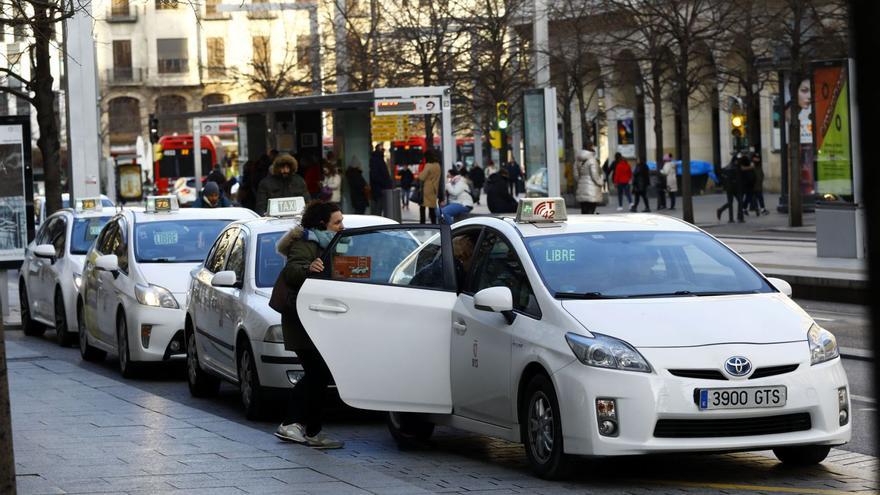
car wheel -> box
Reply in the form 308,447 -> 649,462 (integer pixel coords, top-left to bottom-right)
238,342 -> 266,420
387,412 -> 434,446
20,283 -> 45,337
522,374 -> 570,479
54,290 -> 75,347
116,312 -> 139,378
773,445 -> 831,466
78,302 -> 106,362
186,331 -> 220,397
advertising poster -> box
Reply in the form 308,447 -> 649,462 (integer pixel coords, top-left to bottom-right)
783,74 -> 815,196
812,61 -> 853,197
522,90 -> 547,196
614,109 -> 635,158
0,120 -> 29,264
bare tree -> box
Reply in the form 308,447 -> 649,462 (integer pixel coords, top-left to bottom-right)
604,0 -> 735,223
770,0 -> 848,226
320,0 -> 388,92
232,37 -> 315,99
0,0 -> 75,217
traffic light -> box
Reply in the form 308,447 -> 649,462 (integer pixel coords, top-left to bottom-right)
730,112 -> 746,138
496,101 -> 509,130
149,113 -> 160,143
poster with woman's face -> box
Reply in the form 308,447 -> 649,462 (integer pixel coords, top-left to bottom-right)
784,75 -> 815,196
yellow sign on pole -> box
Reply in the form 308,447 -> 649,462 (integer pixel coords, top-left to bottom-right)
371,114 -> 410,142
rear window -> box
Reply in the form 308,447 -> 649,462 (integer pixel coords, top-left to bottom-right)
255,232 -> 285,288
70,216 -> 112,254
134,220 -> 231,262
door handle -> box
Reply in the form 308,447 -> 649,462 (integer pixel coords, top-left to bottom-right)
308,303 -> 348,314
452,321 -> 467,335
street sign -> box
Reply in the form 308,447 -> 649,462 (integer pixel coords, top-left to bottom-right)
371,115 -> 409,142
200,117 -> 238,136
374,97 -> 441,116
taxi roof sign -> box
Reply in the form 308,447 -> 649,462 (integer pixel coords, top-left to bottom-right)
515,197 -> 567,223
268,197 -> 306,218
145,195 -> 179,213
74,197 -> 103,213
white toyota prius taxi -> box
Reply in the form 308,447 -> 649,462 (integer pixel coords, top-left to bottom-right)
185,197 -> 402,418
296,198 -> 850,478
20,197 -> 114,346
78,196 -> 258,377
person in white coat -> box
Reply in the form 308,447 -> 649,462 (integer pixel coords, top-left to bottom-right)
660,154 -> 678,210
440,168 -> 474,224
573,148 -> 604,214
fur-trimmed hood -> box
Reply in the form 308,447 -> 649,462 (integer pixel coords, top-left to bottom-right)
276,226 -> 306,257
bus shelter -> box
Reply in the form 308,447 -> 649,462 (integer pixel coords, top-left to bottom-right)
164,87 -> 455,216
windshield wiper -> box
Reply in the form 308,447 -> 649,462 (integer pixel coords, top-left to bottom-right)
555,291 -> 618,300
144,258 -> 178,263
624,290 -> 760,298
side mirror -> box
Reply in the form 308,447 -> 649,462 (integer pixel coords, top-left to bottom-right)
474,286 -> 516,324
211,270 -> 237,288
34,244 -> 56,259
767,277 -> 793,297
95,254 -> 119,274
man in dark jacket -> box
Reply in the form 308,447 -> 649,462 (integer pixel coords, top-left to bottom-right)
716,154 -> 746,223
468,164 -> 485,205
486,169 -> 518,213
345,161 -> 369,214
369,144 -> 393,216
256,153 -> 307,215
192,181 -> 231,208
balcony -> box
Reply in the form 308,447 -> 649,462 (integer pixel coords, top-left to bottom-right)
105,67 -> 144,85
107,4 -> 138,22
157,58 -> 189,74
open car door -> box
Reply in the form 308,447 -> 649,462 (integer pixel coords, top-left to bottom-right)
297,225 -> 457,414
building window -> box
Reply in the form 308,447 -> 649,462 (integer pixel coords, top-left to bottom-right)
248,0 -> 275,19
0,21 -> 5,42
112,40 -> 133,80
111,0 -> 130,17
156,95 -> 188,135
202,93 -> 229,110
155,0 -> 179,9
157,38 -> 188,74
16,97 -> 30,116
0,93 -> 8,116
108,97 -> 141,135
252,36 -> 270,68
296,35 -> 311,70
205,0 -> 219,15
206,37 -> 225,78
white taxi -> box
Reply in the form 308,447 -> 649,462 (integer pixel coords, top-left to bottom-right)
77,196 -> 257,377
35,193 -> 114,226
19,198 -> 114,346
184,197 -> 402,418
295,198 -> 850,478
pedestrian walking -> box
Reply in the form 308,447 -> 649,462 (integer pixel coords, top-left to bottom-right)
369,144 -> 393,216
749,152 -> 769,215
255,153 -> 308,215
739,153 -> 757,218
573,148 -> 603,214
485,168 -> 518,213
440,168 -> 474,224
468,163 -> 485,205
655,154 -> 671,210
611,152 -> 633,211
238,160 -> 257,211
345,159 -> 369,214
660,155 -> 678,210
485,159 -> 498,177
321,161 -> 342,203
418,148 -> 442,224
273,201 -> 345,449
399,166 -> 414,210
716,154 -> 746,223
505,161 -> 520,197
631,159 -> 651,212
192,181 -> 231,208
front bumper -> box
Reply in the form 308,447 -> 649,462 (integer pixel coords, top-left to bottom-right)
253,340 -> 304,389
554,343 -> 851,456
126,305 -> 187,362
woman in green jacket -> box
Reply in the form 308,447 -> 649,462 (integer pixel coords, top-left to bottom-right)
273,201 -> 345,449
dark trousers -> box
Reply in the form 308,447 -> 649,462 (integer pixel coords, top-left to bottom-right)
667,190 -> 676,209
419,205 -> 438,224
632,191 -> 650,211
656,188 -> 667,209
285,348 -> 332,437
616,184 -> 632,207
401,186 -> 411,207
370,197 -> 384,217
718,191 -> 743,222
580,202 -> 598,214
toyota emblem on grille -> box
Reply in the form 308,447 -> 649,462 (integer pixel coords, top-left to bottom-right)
724,356 -> 752,377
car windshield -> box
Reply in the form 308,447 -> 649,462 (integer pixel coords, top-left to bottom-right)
524,231 -> 772,299
135,220 -> 231,263
70,216 -> 112,254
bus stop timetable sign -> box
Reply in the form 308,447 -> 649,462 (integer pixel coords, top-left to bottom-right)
374,97 -> 441,115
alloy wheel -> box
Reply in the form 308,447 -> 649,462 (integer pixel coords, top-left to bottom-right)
187,333 -> 199,386
528,392 -> 555,464
239,348 -> 254,409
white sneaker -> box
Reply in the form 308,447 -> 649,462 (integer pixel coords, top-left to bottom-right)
274,423 -> 308,444
305,432 -> 345,449
616,207 -> 624,211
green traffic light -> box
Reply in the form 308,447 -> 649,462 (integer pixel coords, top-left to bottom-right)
499,119 -> 508,130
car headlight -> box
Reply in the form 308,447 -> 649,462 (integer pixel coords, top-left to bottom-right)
808,323 -> 839,365
264,325 -> 285,343
565,332 -> 651,373
73,273 -> 82,291
134,284 -> 179,309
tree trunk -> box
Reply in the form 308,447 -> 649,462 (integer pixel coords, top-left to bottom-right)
652,66 -> 664,167
562,89 -> 575,173
680,84 -> 694,223
0,319 -> 16,495
575,85 -> 591,148
787,71 -> 803,226
33,7 -> 62,217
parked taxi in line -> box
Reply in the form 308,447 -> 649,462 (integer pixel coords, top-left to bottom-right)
77,196 -> 257,377
20,197 -> 115,346
184,197 -> 404,418
294,198 -> 850,478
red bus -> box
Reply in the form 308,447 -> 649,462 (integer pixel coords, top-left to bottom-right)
390,136 -> 475,179
153,135 -> 219,194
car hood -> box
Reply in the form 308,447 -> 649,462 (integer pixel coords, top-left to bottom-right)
561,293 -> 812,348
138,263 -> 200,294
